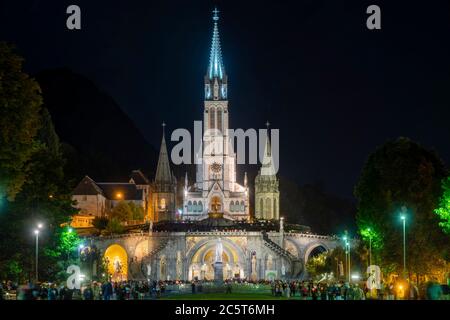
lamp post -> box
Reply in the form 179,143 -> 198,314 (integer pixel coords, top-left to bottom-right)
400,210 -> 407,277
34,229 -> 39,282
33,222 -> 44,283
343,234 -> 351,283
346,240 -> 351,283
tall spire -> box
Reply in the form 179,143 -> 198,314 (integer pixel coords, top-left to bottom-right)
155,122 -> 173,183
261,121 -> 276,176
208,7 -> 225,80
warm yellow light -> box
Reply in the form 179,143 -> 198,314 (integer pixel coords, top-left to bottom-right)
116,192 -> 123,199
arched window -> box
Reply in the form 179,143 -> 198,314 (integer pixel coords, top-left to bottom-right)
240,201 -> 245,212
230,201 -> 234,212
217,108 -> 223,133
260,198 -> 264,216
209,108 -> 215,129
198,201 -> 203,212
187,201 -> 192,212
193,201 -> 197,212
160,198 -> 166,210
273,198 -> 277,218
265,198 -> 271,217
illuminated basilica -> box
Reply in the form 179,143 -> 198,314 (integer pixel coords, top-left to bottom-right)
76,9 -> 338,282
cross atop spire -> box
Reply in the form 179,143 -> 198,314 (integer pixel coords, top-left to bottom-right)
212,7 -> 220,21
266,121 -> 270,129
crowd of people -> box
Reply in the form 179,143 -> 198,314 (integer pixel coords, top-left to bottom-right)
0,278 -> 447,300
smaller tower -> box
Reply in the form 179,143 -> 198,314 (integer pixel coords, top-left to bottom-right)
255,122 -> 280,220
151,122 -> 177,222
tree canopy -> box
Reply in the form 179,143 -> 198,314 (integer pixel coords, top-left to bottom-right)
0,42 -> 42,201
354,137 -> 449,277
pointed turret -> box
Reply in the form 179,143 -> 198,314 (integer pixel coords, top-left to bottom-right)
152,122 -> 177,222
155,122 -> 173,184
205,7 -> 227,100
260,122 -> 276,176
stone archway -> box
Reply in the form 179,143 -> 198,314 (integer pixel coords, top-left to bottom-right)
186,238 -> 246,281
304,243 -> 329,264
104,244 -> 128,282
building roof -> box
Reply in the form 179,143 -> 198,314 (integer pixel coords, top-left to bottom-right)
129,169 -> 150,185
96,183 -> 144,201
72,176 -> 104,196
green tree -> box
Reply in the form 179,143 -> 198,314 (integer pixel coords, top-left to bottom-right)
306,252 -> 329,279
0,42 -> 42,201
128,201 -> 144,221
354,137 -> 449,279
110,201 -> 131,222
110,201 -> 144,222
105,217 -> 124,234
434,176 -> 450,234
0,106 -> 78,281
92,216 -> 109,231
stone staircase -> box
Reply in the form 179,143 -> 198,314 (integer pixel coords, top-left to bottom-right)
262,231 -> 303,278
130,237 -> 170,279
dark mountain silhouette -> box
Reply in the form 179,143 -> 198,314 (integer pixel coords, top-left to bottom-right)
35,69 -> 157,186
280,177 -> 357,235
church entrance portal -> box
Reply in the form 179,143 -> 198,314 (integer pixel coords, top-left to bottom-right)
188,239 -> 244,281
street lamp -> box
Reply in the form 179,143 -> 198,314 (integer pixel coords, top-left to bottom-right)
346,240 -> 351,283
342,234 -> 351,283
34,229 -> 39,283
400,209 -> 407,277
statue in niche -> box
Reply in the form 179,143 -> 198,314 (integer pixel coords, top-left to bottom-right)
251,253 -> 257,276
215,238 -> 223,263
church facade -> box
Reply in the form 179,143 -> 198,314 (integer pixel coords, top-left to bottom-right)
182,10 -> 249,221
77,9 -> 339,282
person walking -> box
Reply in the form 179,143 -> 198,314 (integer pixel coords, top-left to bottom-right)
83,283 -> 94,300
102,280 -> 113,301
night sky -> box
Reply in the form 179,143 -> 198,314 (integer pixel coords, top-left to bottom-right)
1,0 -> 450,199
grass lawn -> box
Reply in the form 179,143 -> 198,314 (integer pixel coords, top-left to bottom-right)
162,292 -> 289,300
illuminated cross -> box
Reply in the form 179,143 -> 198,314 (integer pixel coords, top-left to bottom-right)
266,121 -> 270,128
162,121 -> 166,128
213,8 -> 220,21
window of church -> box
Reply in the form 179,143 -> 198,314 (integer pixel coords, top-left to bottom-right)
265,198 -> 271,215
198,201 -> 203,212
217,108 -> 223,133
230,201 -> 234,212
160,198 -> 166,210
187,201 -> 192,212
240,201 -> 245,212
193,201 -> 197,212
209,108 -> 215,129
260,198 -> 264,215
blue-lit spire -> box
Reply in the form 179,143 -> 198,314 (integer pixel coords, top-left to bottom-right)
208,8 -> 225,80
